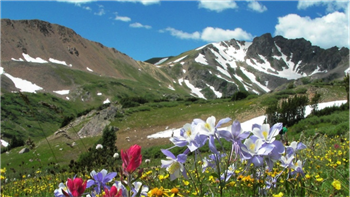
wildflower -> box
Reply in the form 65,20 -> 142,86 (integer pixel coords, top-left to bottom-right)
280,154 -> 294,168
316,177 -> 323,182
286,141 -> 307,157
113,181 -> 127,197
291,160 -> 305,177
132,181 -> 149,196
113,153 -> 119,159
273,192 -> 283,197
251,122 -> 282,143
332,179 -> 341,190
148,187 -> 170,197
121,144 -> 142,175
241,137 -> 274,167
103,185 -> 122,197
96,144 -> 103,149
55,177 -> 87,197
193,116 -> 231,137
221,163 -> 235,182
161,149 -> 187,180
0,168 -> 6,173
217,120 -> 250,161
170,123 -> 207,152
87,169 -> 117,194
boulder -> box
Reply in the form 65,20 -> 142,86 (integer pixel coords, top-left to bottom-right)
19,148 -> 29,154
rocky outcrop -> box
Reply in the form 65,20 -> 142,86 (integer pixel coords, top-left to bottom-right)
78,104 -> 122,137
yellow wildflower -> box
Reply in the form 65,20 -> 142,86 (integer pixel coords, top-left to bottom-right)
316,177 -> 323,182
332,179 -> 341,190
273,192 -> 283,197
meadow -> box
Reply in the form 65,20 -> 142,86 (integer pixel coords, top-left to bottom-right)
0,80 -> 349,197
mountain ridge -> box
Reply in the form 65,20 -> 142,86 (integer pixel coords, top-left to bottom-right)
1,19 -> 349,101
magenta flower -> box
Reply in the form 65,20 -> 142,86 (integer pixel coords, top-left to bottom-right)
63,177 -> 87,197
121,144 -> 142,174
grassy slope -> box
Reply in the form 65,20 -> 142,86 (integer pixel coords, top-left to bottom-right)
1,80 -> 347,174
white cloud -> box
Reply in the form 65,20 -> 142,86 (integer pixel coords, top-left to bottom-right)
201,27 -> 253,42
94,5 -> 105,16
247,0 -> 267,13
115,16 -> 131,22
162,27 -> 253,42
130,22 -> 151,29
115,0 -> 160,5
198,0 -> 238,12
162,27 -> 201,40
275,12 -> 349,49
297,0 -> 348,12
56,0 -> 97,3
83,6 -> 91,11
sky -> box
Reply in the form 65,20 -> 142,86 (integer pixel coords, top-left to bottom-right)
1,0 -> 349,61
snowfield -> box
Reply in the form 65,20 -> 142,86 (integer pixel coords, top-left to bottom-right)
147,100 -> 347,139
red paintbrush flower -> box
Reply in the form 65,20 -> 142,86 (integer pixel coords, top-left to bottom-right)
64,177 -> 87,197
121,144 -> 142,174
103,186 -> 122,197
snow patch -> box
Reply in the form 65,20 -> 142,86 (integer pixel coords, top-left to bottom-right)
66,97 -> 70,100
155,57 -> 168,65
310,66 -> 327,76
22,53 -> 48,63
195,53 -> 209,65
184,79 -> 206,100
11,57 -> 24,62
1,139 -> 9,147
103,98 -> 110,104
147,100 -> 347,139
87,67 -> 93,72
49,58 -> 67,66
168,85 -> 175,91
97,92 -> 102,96
174,55 -> 188,63
53,90 -> 70,95
206,84 -> 222,98
4,73 -> 43,93
183,69 -> 186,73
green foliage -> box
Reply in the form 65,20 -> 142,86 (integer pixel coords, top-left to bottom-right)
310,92 -> 322,115
120,96 -> 149,108
344,74 -> 349,103
60,115 -> 75,128
266,95 -> 309,126
231,91 -> 250,101
73,126 -> 120,172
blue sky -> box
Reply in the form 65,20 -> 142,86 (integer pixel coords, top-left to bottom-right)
1,0 -> 349,61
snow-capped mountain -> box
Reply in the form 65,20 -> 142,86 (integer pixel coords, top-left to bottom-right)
1,19 -> 348,101
151,33 -> 349,98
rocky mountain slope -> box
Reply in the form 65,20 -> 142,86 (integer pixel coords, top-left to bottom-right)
151,33 -> 349,99
1,19 -> 184,102
1,19 -> 349,102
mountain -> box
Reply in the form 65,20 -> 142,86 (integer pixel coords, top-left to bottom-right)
1,19 -> 187,102
1,19 -> 349,102
149,33 -> 349,98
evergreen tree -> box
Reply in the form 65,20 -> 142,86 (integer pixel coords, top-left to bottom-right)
310,92 -> 322,115
265,95 -> 308,127
344,74 -> 349,104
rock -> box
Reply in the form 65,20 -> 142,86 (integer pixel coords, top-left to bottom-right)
78,104 -> 121,137
18,148 -> 29,154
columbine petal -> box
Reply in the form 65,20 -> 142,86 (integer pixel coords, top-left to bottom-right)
216,117 -> 231,128
161,149 -> 176,159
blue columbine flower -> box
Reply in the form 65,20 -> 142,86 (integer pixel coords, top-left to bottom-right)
218,120 -> 250,161
86,169 -> 117,195
286,141 -> 307,157
160,149 -> 188,180
169,123 -> 208,152
251,123 -> 282,144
